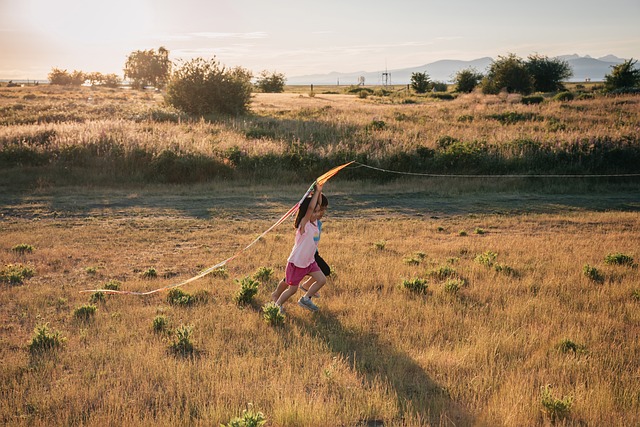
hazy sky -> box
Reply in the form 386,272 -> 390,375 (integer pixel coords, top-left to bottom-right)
1,0 -> 638,80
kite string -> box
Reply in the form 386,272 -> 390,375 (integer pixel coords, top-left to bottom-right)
351,161 -> 640,178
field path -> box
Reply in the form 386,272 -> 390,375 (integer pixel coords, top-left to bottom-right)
1,183 -> 638,221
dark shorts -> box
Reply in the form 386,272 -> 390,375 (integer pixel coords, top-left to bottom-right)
314,252 -> 331,276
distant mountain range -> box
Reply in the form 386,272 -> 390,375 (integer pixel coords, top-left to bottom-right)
286,54 -> 630,86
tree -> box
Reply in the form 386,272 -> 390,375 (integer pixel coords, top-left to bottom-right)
604,58 -> 640,92
255,70 -> 286,93
454,68 -> 483,93
165,57 -> 253,115
482,53 -> 533,95
526,54 -> 572,92
48,68 -> 85,86
410,72 -> 431,93
124,47 -> 171,89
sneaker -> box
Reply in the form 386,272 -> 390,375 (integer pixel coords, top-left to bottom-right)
298,296 -> 319,312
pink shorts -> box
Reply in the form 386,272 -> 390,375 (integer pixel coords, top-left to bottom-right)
285,261 -> 320,286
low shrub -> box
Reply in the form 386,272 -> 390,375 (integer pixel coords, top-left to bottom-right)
234,276 -> 259,305
12,244 -> 35,254
475,251 -> 497,267
557,338 -> 586,354
0,263 -> 35,285
583,264 -> 604,283
540,385 -> 572,422
167,288 -> 195,306
402,278 -> 428,294
73,304 -> 97,321
553,91 -> 574,101
428,265 -> 457,280
253,266 -> 274,283
604,252 -> 634,267
171,325 -> 194,356
153,315 -> 169,333
521,95 -> 544,105
262,302 -> 285,326
28,323 -> 65,355
221,404 -> 267,427
141,268 -> 157,279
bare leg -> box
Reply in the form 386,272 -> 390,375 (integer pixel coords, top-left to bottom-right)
299,276 -> 314,292
303,271 -> 326,299
276,285 -> 299,306
271,279 -> 288,302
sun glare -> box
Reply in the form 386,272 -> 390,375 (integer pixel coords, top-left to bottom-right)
21,0 -> 153,45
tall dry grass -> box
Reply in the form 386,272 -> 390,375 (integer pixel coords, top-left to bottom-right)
1,195 -> 638,426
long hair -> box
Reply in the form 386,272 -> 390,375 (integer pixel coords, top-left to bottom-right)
294,194 -> 328,228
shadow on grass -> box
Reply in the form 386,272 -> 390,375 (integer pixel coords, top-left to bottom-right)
292,311 -> 473,426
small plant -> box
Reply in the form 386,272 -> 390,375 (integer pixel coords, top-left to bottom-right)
540,385 -> 572,422
632,289 -> 640,301
374,240 -> 387,250
262,302 -> 285,326
192,289 -> 211,304
474,227 -> 486,235
222,404 -> 267,427
141,268 -> 158,279
494,263 -> 517,276
557,338 -> 586,355
89,292 -> 105,304
12,243 -> 35,254
85,266 -> 98,275
428,265 -> 457,280
436,226 -> 445,232
402,278 -> 428,295
444,278 -> 465,295
253,266 -> 274,283
475,251 -> 498,267
153,315 -> 168,333
368,119 -> 386,131
28,323 -> 65,355
521,95 -> 544,105
171,324 -> 194,356
458,230 -> 467,236
583,264 -> 604,283
73,304 -> 97,321
553,91 -> 574,101
0,263 -> 35,285
403,252 -> 425,265
166,288 -> 195,306
103,280 -> 121,291
210,266 -> 229,279
234,276 -> 259,305
604,252 -> 634,267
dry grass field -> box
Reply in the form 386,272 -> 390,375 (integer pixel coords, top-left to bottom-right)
1,85 -> 639,426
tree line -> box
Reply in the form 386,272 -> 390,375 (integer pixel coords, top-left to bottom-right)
411,53 -> 640,95
47,47 -> 640,116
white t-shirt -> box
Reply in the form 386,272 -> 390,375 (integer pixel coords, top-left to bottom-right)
287,221 -> 320,268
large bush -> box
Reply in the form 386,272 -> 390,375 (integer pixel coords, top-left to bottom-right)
124,47 -> 171,89
526,54 -> 573,92
604,58 -> 640,92
255,70 -> 286,93
165,58 -> 253,115
454,68 -> 483,93
483,54 -> 533,95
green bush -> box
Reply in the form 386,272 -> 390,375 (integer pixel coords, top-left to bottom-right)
262,302 -> 285,326
222,404 -> 267,427
402,278 -> 428,295
521,95 -> 544,105
171,325 -> 194,356
444,278 -> 465,295
28,323 -> 65,355
428,265 -> 457,280
475,251 -> 498,267
141,268 -> 157,279
234,276 -> 259,305
12,244 -> 35,254
0,263 -> 35,285
73,304 -> 97,321
557,338 -> 586,354
165,57 -> 253,115
604,252 -> 634,267
167,288 -> 195,306
253,266 -> 274,283
583,264 -> 604,283
153,315 -> 169,333
89,292 -> 105,304
540,385 -> 572,423
553,91 -> 574,101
